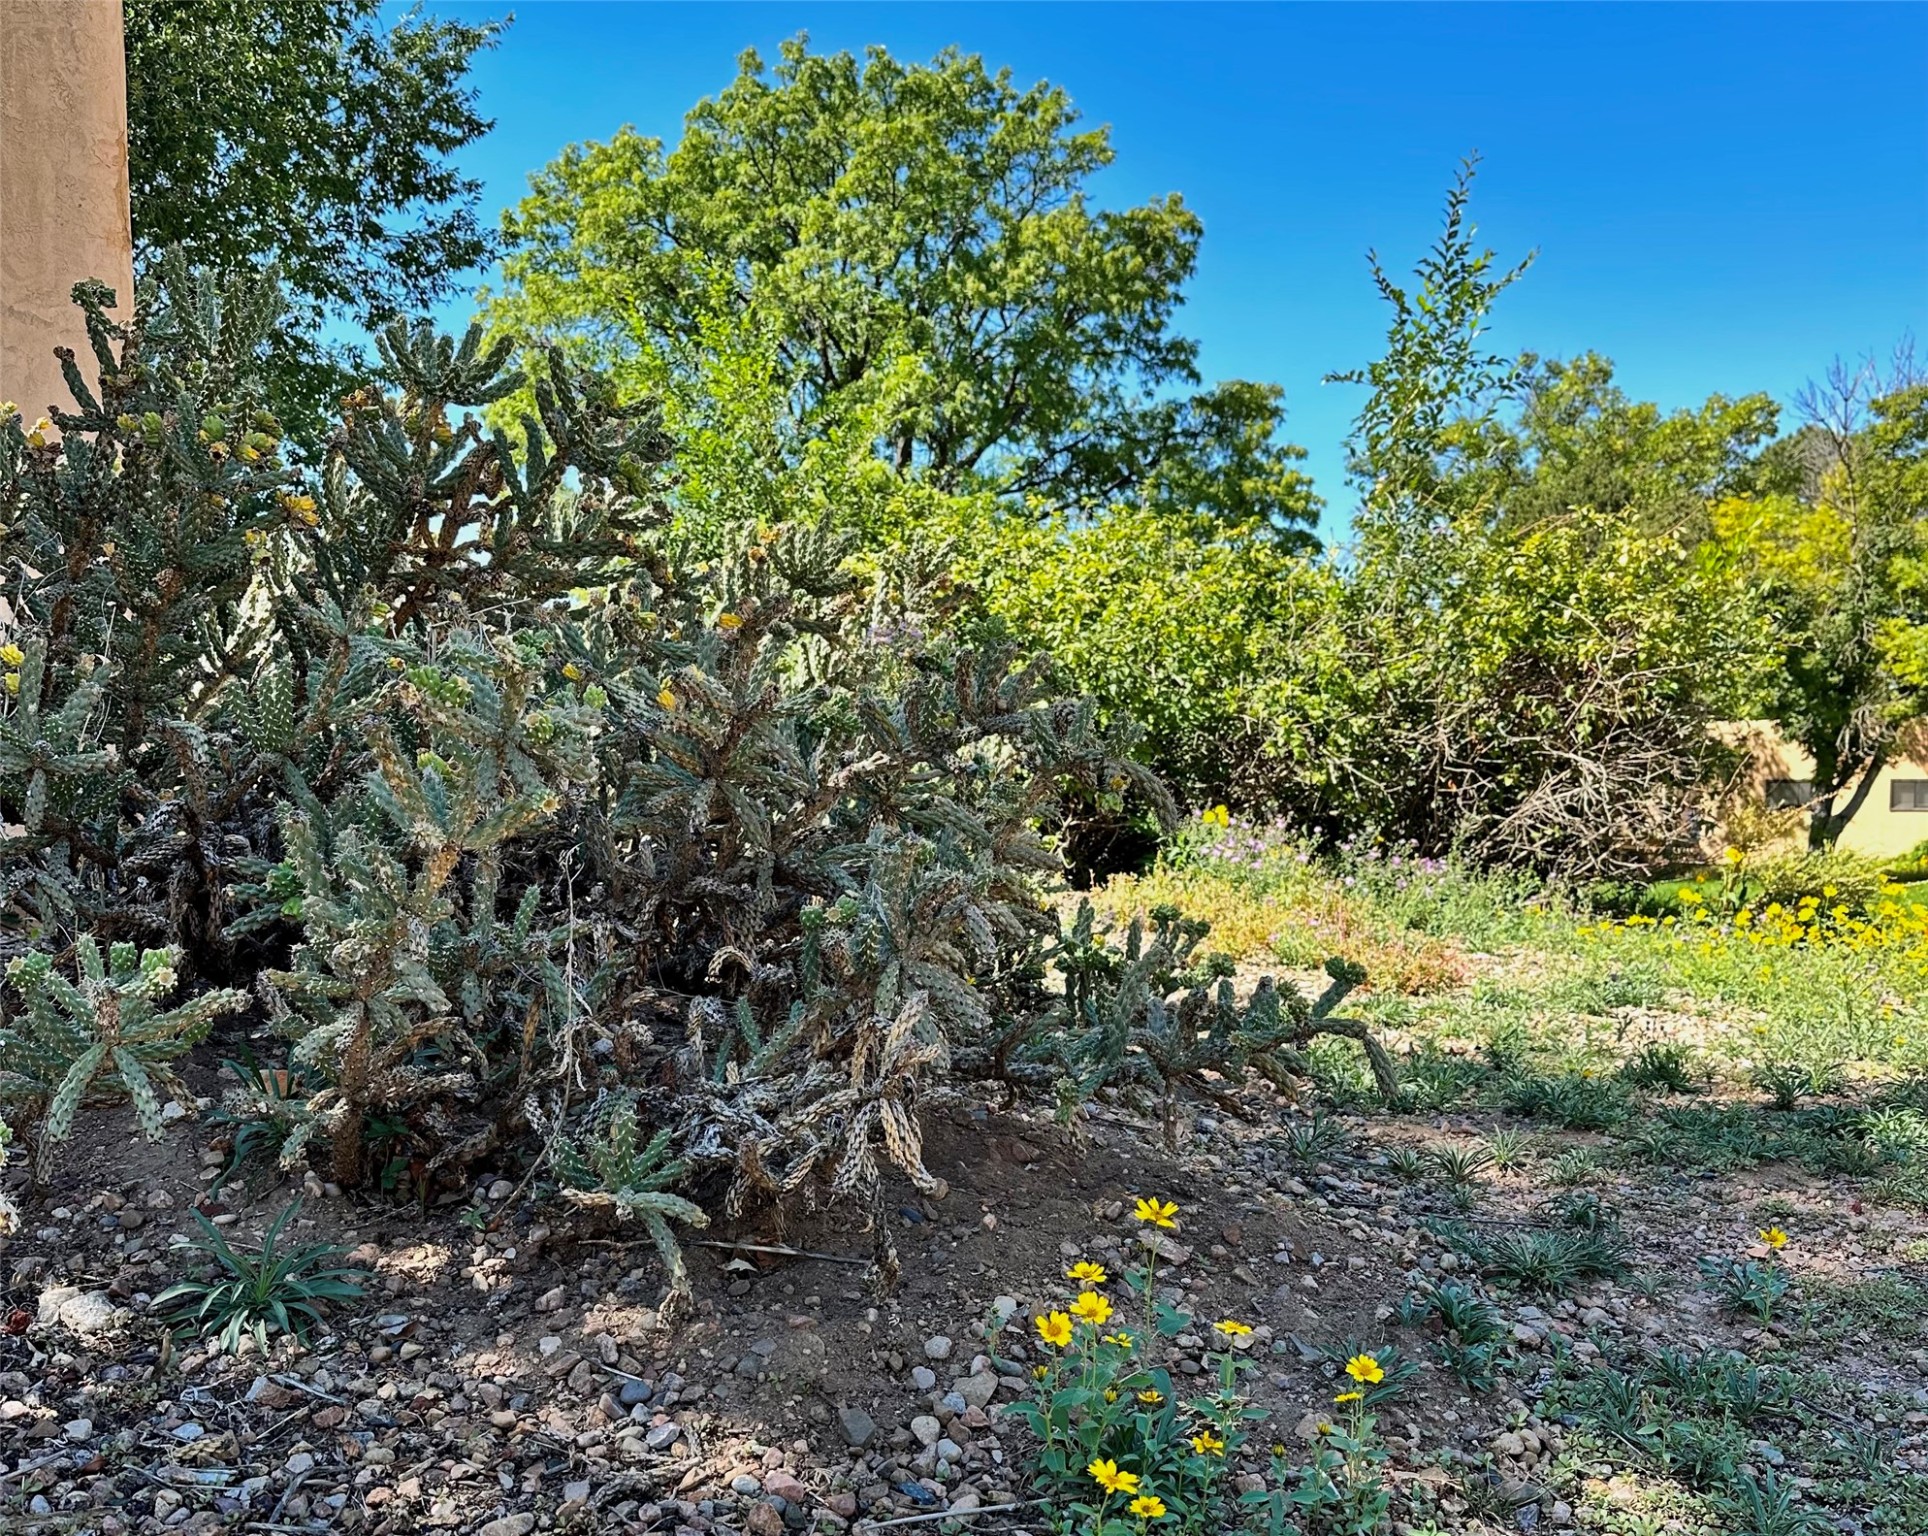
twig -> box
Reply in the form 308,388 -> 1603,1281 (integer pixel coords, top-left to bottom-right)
691,1240 -> 869,1266
858,1498 -> 1053,1530
269,1373 -> 345,1404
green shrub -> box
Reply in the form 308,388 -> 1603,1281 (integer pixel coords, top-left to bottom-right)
155,1200 -> 364,1353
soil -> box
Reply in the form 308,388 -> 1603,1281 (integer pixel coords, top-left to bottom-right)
2,1047 -> 1924,1534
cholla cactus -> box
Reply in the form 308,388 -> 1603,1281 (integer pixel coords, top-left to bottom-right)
1042,902 -> 1395,1143
0,1119 -> 19,1235
0,938 -> 247,1177
553,1097 -> 708,1306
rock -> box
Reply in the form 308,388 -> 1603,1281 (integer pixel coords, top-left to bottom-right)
63,1419 -> 93,1441
764,1470 -> 808,1504
172,1422 -> 206,1442
620,1380 -> 652,1406
487,1180 -> 514,1201
949,1490 -> 981,1513
935,1438 -> 963,1465
952,1373 -> 996,1410
476,1516 -> 536,1536
827,1493 -> 859,1519
923,1335 -> 954,1361
647,1423 -> 683,1450
838,1406 -> 877,1448
37,1286 -> 121,1336
731,1474 -> 763,1496
564,1480 -> 592,1504
747,1503 -> 786,1536
911,1366 -> 937,1392
910,1414 -> 942,1447
536,1287 -> 566,1313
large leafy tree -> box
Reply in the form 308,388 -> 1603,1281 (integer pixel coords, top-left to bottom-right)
1312,164 -> 1770,873
487,37 -> 1317,540
1710,354 -> 1928,846
124,0 -> 501,439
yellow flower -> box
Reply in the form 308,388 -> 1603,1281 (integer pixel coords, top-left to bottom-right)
1759,1227 -> 1789,1251
1133,1196 -> 1179,1229
1136,1388 -> 1163,1404
1070,1290 -> 1113,1326
1036,1311 -> 1073,1349
1344,1353 -> 1384,1385
1723,847 -> 1745,866
562,661 -> 584,681
1128,1495 -> 1167,1520
1315,1420 -> 1334,1436
1190,1431 -> 1225,1456
1032,1364 -> 1048,1379
1088,1459 -> 1138,1495
1823,884 -> 1838,898
657,686 -> 677,710
0,645 -> 22,668
718,612 -> 744,630
1213,1319 -> 1253,1338
1103,1331 -> 1136,1348
2,673 -> 17,696
1068,1260 -> 1108,1286
1201,803 -> 1230,829
1105,1388 -> 1119,1403
1334,1390 -> 1363,1404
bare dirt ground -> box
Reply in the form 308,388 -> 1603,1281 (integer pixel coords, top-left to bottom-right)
5,1026 -> 1924,1536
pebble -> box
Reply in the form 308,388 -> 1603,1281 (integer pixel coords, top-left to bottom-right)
475,1516 -> 536,1536
923,1335 -> 954,1361
839,1406 -> 877,1448
910,1414 -> 942,1447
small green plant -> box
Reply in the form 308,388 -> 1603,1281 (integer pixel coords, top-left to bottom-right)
1620,1042 -> 1703,1094
1429,1143 -> 1494,1187
0,938 -> 248,1178
1485,1126 -> 1536,1169
1543,1188 -> 1618,1232
1450,1224 -> 1629,1294
1384,1144 -> 1429,1181
155,1200 -> 364,1353
1281,1111 -> 1349,1165
1750,1060 -> 1845,1111
1400,1280 -> 1505,1391
552,1095 -> 709,1307
1712,1468 -> 1831,1535
1546,1146 -> 1605,1186
1500,1071 -> 1630,1131
0,1119 -> 19,1237
1699,1256 -> 1791,1323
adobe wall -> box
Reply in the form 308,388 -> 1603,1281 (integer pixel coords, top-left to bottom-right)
0,0 -> 136,424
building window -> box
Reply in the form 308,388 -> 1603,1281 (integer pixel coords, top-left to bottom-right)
1892,779 -> 1928,812
1764,779 -> 1814,810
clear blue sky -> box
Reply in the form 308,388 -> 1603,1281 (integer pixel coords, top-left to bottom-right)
410,1 -> 1928,529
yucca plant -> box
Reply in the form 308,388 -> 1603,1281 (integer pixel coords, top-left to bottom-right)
154,1200 -> 364,1353
0,938 -> 247,1178
553,1096 -> 709,1306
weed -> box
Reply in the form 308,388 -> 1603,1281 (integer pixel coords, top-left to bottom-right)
155,1200 -> 364,1354
1619,1042 -> 1704,1094
1501,1071 -> 1631,1131
1485,1126 -> 1536,1170
1751,1060 -> 1846,1111
1281,1112 -> 1348,1165
1699,1257 -> 1792,1323
1429,1144 -> 1495,1187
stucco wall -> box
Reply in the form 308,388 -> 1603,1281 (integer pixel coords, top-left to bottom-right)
0,0 -> 136,424
1721,720 -> 1928,860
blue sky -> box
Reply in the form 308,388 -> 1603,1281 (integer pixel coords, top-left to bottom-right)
411,1 -> 1928,527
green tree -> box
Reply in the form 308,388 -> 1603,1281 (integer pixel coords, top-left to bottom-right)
1710,351 -> 1928,847
124,0 -> 501,440
1314,164 -> 1769,872
486,37 -> 1317,540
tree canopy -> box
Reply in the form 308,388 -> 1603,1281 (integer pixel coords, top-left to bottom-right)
487,37 -> 1318,540
124,0 -> 501,438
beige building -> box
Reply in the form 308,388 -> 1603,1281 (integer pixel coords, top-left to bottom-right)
1722,720 -> 1928,860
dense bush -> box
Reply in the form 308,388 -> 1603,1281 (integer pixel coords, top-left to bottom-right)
0,270 -> 1392,1296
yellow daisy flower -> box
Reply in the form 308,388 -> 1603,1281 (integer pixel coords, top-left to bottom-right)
1036,1311 -> 1073,1349
1136,1388 -> 1163,1404
1759,1227 -> 1789,1251
1213,1319 -> 1253,1338
1128,1495 -> 1167,1520
1070,1290 -> 1113,1326
1190,1431 -> 1225,1456
1088,1459 -> 1139,1495
1334,1390 -> 1363,1404
1133,1196 -> 1179,1229
1344,1353 -> 1384,1385
1068,1260 -> 1109,1285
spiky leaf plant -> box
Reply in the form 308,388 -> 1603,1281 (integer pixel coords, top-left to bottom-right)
553,1096 -> 709,1305
0,938 -> 246,1176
